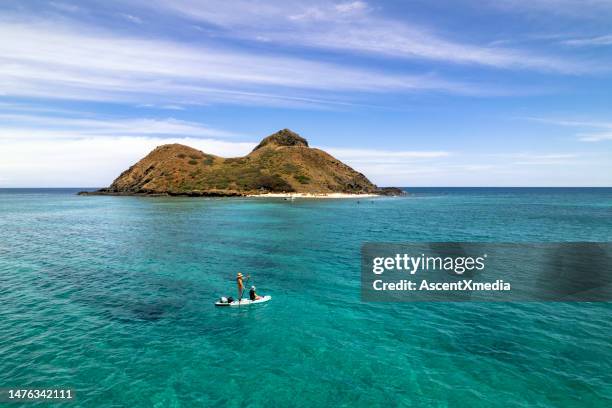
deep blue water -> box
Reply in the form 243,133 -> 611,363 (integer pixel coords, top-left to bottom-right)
1,188 -> 611,407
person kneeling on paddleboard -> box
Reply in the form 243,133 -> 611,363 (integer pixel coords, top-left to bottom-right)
249,286 -> 262,301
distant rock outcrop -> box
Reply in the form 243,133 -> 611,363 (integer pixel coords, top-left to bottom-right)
80,129 -> 404,197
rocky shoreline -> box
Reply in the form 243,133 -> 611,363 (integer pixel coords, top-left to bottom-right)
78,187 -> 405,197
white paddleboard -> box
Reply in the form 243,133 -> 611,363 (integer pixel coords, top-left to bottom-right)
215,295 -> 271,307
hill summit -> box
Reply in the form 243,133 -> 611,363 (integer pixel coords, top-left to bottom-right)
84,129 -> 403,196
253,128 -> 308,150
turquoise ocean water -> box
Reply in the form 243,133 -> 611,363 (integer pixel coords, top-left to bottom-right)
1,188 -> 611,407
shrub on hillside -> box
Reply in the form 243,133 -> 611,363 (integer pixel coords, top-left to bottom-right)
294,174 -> 311,184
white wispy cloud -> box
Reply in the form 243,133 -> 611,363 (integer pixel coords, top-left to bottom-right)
511,153 -> 577,160
120,14 -> 144,24
0,20 -> 485,109
578,133 -> 612,142
525,117 -> 612,142
509,153 -> 578,165
326,147 -> 450,163
146,0 -> 583,73
324,147 -> 453,185
525,117 -> 612,128
562,34 -> 612,46
0,113 -> 238,139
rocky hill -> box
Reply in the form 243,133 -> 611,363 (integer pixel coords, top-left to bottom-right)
82,129 -> 403,196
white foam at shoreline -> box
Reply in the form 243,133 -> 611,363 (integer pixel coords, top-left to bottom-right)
246,192 -> 379,199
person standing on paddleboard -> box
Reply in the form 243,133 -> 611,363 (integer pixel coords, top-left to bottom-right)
236,272 -> 250,299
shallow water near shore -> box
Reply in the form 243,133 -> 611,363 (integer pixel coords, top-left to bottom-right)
1,188 -> 611,407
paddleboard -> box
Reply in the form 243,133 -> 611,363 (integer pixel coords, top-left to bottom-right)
215,295 -> 271,307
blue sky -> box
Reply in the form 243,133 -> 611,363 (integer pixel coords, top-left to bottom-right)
1,0 -> 611,187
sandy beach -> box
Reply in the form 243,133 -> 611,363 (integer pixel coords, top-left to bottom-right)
246,192 -> 380,199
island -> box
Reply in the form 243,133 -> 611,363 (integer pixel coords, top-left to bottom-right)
79,129 -> 404,197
